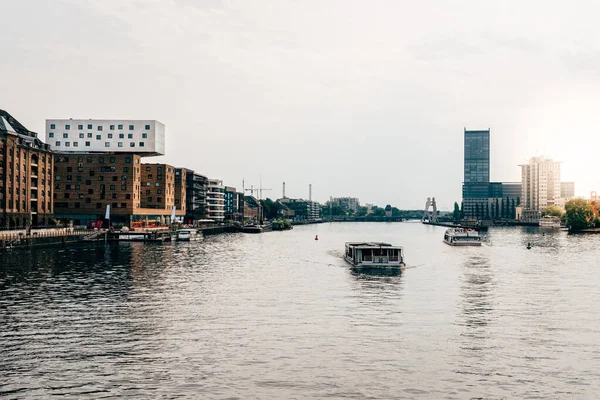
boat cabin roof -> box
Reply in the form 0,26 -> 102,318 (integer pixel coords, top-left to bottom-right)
345,242 -> 403,250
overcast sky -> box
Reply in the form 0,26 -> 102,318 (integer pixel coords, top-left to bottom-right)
3,0 -> 600,209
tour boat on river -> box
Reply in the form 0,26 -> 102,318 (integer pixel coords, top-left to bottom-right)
539,216 -> 561,229
343,242 -> 405,269
443,228 -> 481,246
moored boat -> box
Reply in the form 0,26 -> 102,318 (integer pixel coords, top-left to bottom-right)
443,228 -> 481,246
175,229 -> 200,241
241,224 -> 263,233
343,242 -> 405,269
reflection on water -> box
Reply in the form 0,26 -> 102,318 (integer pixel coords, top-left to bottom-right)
1,223 -> 600,399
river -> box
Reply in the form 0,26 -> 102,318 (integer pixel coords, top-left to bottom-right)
1,222 -> 599,399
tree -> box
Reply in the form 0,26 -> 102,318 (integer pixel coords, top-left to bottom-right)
495,198 -> 500,219
453,202 -> 461,222
543,205 -> 564,218
460,202 -> 464,219
565,198 -> 595,231
391,207 -> 402,217
355,206 -> 368,217
372,207 -> 385,217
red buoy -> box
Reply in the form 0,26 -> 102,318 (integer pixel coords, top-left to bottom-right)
315,235 -> 319,241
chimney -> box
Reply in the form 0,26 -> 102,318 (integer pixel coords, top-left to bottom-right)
283,181 -> 286,198
309,184 -> 312,202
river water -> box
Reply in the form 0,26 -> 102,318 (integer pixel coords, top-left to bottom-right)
1,222 -> 600,399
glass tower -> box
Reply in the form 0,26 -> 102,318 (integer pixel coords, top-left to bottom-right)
463,129 -> 490,183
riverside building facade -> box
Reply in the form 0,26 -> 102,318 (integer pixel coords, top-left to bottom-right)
1,110 -> 54,228
49,118 -> 188,227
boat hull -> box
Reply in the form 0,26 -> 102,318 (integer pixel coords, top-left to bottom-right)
343,255 -> 405,269
443,239 -> 481,246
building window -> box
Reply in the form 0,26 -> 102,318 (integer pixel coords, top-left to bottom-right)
50,124 -> 56,129
118,142 -> 123,147
65,125 -> 70,130
73,142 -> 79,147
130,142 -> 135,147
108,133 -> 113,138
110,185 -> 116,190
105,142 -> 110,147
139,142 -> 145,147
155,182 -> 160,187
99,157 -> 104,163
98,176 -> 104,181
87,133 -> 92,138
157,189 -> 162,194
63,133 -> 68,138
123,167 -> 129,172
98,126 -> 103,131
119,133 -> 124,139
129,125 -> 134,130
78,124 -> 83,130
112,193 -> 117,199
65,142 -> 71,147
85,142 -> 91,146
118,124 -> 123,130
142,133 -> 148,138
78,167 -> 83,172
79,133 -> 84,138
128,133 -> 133,139
145,166 -> 151,171
55,176 -> 60,180
125,157 -> 131,163
49,132 -> 54,138
87,124 -> 92,129
147,197 -> 152,202
96,203 -> 102,209
55,141 -> 61,146
148,174 -> 153,179
110,157 -> 115,163
110,125 -> 115,130
87,157 -> 92,163
121,185 -> 126,190
146,182 -> 150,186
96,135 -> 101,140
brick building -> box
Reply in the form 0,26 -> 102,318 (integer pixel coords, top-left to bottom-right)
140,163 -> 175,211
1,110 -> 54,228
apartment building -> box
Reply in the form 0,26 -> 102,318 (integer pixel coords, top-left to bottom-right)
207,179 -> 225,222
140,163 -> 175,211
1,110 -> 54,228
185,171 -> 208,223
520,156 -> 561,212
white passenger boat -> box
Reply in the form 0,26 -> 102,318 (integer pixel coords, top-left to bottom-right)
343,242 -> 406,269
175,229 -> 200,241
443,228 -> 482,246
539,216 -> 561,229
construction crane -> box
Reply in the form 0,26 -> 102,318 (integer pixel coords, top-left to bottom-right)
244,184 -> 272,200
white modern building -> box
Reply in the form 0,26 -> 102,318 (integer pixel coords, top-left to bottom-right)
520,156 -> 561,212
45,119 -> 165,156
331,197 -> 360,212
207,179 -> 225,222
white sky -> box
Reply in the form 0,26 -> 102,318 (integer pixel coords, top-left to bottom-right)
3,0 -> 600,209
